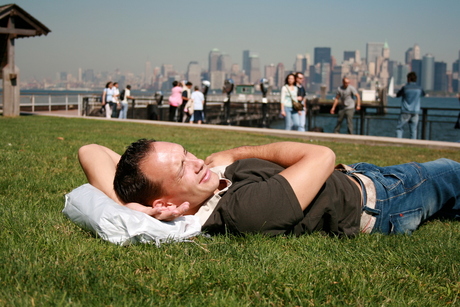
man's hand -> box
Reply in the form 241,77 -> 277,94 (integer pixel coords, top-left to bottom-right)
125,202 -> 190,221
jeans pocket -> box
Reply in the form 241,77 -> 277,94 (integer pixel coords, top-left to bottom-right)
389,208 -> 423,234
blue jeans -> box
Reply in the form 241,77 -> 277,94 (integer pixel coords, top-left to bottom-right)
350,159 -> 460,234
396,113 -> 419,139
118,102 -> 128,119
284,106 -> 300,131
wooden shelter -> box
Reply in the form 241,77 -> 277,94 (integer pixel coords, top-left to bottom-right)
0,4 -> 51,116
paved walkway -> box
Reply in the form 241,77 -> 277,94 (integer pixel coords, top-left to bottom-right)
26,109 -> 460,150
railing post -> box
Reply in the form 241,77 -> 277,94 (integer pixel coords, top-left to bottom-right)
49,95 -> 52,112
360,106 -> 365,135
421,108 -> 428,140
65,95 -> 68,111
31,95 -> 35,112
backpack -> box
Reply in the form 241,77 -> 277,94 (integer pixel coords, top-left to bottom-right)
119,89 -> 126,101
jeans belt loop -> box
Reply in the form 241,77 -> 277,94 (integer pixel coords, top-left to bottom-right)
335,164 -> 377,234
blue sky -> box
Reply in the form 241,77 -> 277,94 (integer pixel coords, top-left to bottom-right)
10,0 -> 460,80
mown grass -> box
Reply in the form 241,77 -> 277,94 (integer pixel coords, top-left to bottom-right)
0,115 -> 459,306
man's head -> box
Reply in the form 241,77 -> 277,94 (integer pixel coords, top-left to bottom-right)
342,77 -> 350,88
407,72 -> 417,83
295,72 -> 304,85
113,82 -> 119,88
186,81 -> 192,89
114,139 -> 219,210
194,86 -> 200,91
126,85 -> 131,90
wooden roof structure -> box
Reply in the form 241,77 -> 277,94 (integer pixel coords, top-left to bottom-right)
0,3 -> 51,78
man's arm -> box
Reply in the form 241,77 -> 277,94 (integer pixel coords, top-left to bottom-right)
355,91 -> 361,110
205,142 -> 336,211
330,94 -> 340,114
78,144 -> 187,220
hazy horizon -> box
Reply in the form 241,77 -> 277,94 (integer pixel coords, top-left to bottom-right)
11,0 -> 460,80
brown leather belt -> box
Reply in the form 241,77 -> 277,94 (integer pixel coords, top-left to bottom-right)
335,164 -> 377,233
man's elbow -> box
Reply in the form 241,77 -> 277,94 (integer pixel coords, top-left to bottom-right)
78,144 -> 99,163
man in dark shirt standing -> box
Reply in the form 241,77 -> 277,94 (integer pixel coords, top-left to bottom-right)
295,72 -> 307,132
395,72 -> 426,139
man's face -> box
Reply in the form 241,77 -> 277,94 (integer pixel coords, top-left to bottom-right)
296,74 -> 304,85
140,142 -> 220,209
342,78 -> 350,88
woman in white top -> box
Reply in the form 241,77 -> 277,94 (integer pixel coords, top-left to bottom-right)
280,73 -> 301,131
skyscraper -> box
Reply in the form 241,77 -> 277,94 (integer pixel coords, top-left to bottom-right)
186,61 -> 201,88
434,61 -> 447,92
314,47 -> 331,65
421,54 -> 435,91
366,42 -> 384,65
343,51 -> 356,62
249,54 -> 261,84
208,48 -> 221,72
242,50 -> 251,74
411,59 -> 422,86
218,53 -> 232,72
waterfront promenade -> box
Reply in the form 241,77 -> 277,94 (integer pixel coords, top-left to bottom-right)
25,109 -> 460,150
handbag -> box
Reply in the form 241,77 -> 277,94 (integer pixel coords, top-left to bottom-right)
285,85 -> 304,111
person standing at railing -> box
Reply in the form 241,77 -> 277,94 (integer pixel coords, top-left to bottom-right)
295,72 -> 307,132
118,85 -> 134,119
280,73 -> 301,131
102,81 -> 114,119
112,82 -> 120,118
330,77 -> 361,134
455,93 -> 460,129
168,81 -> 183,122
395,72 -> 425,139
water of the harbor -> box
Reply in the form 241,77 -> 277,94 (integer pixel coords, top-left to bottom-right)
271,96 -> 460,143
13,90 -> 460,143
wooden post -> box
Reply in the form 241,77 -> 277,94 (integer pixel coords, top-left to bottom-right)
2,16 -> 20,117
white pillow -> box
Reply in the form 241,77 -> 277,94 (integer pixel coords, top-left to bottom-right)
63,184 -> 202,246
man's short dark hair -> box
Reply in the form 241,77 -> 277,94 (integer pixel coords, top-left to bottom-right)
126,85 -> 131,89
407,72 -> 417,82
114,139 -> 164,206
186,81 -> 192,86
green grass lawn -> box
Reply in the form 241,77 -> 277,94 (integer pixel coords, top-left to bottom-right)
1,116 -> 459,306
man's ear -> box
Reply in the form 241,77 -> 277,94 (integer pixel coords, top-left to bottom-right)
152,198 -> 169,208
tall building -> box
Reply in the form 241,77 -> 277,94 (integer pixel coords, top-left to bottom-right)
208,48 -> 221,72
405,47 -> 414,65
413,44 -> 421,60
275,63 -> 285,89
366,42 -> 384,65
382,41 -> 390,59
293,54 -> 304,72
411,59 -> 422,86
264,63 -> 276,87
434,61 -> 447,92
396,64 -> 410,86
314,47 -> 331,65
343,51 -> 356,62
145,61 -> 152,85
249,54 -> 261,84
161,64 -> 174,77
218,53 -> 232,72
242,50 -> 251,74
186,61 -> 201,88
421,54 -> 435,91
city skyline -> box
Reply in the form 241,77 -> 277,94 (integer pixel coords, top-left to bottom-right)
11,0 -> 460,81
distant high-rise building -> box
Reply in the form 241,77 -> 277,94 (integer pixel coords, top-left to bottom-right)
209,71 -> 225,90
405,47 -> 414,65
145,61 -> 152,85
275,63 -> 285,89
218,53 -> 232,72
422,54 -> 435,91
60,72 -> 67,81
242,50 -> 251,74
382,41 -> 390,59
264,63 -> 276,87
294,54 -> 304,72
314,47 -> 331,65
366,42 -> 384,65
249,54 -> 261,83
434,61 -> 447,92
208,48 -> 221,72
413,44 -> 421,60
411,59 -> 422,86
343,51 -> 356,62
186,61 -> 201,88
396,64 -> 410,86
331,65 -> 343,90
161,64 -> 174,77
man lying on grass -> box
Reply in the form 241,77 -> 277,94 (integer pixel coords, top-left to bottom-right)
79,140 -> 460,236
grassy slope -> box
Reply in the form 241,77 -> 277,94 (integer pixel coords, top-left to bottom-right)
0,116 -> 459,306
